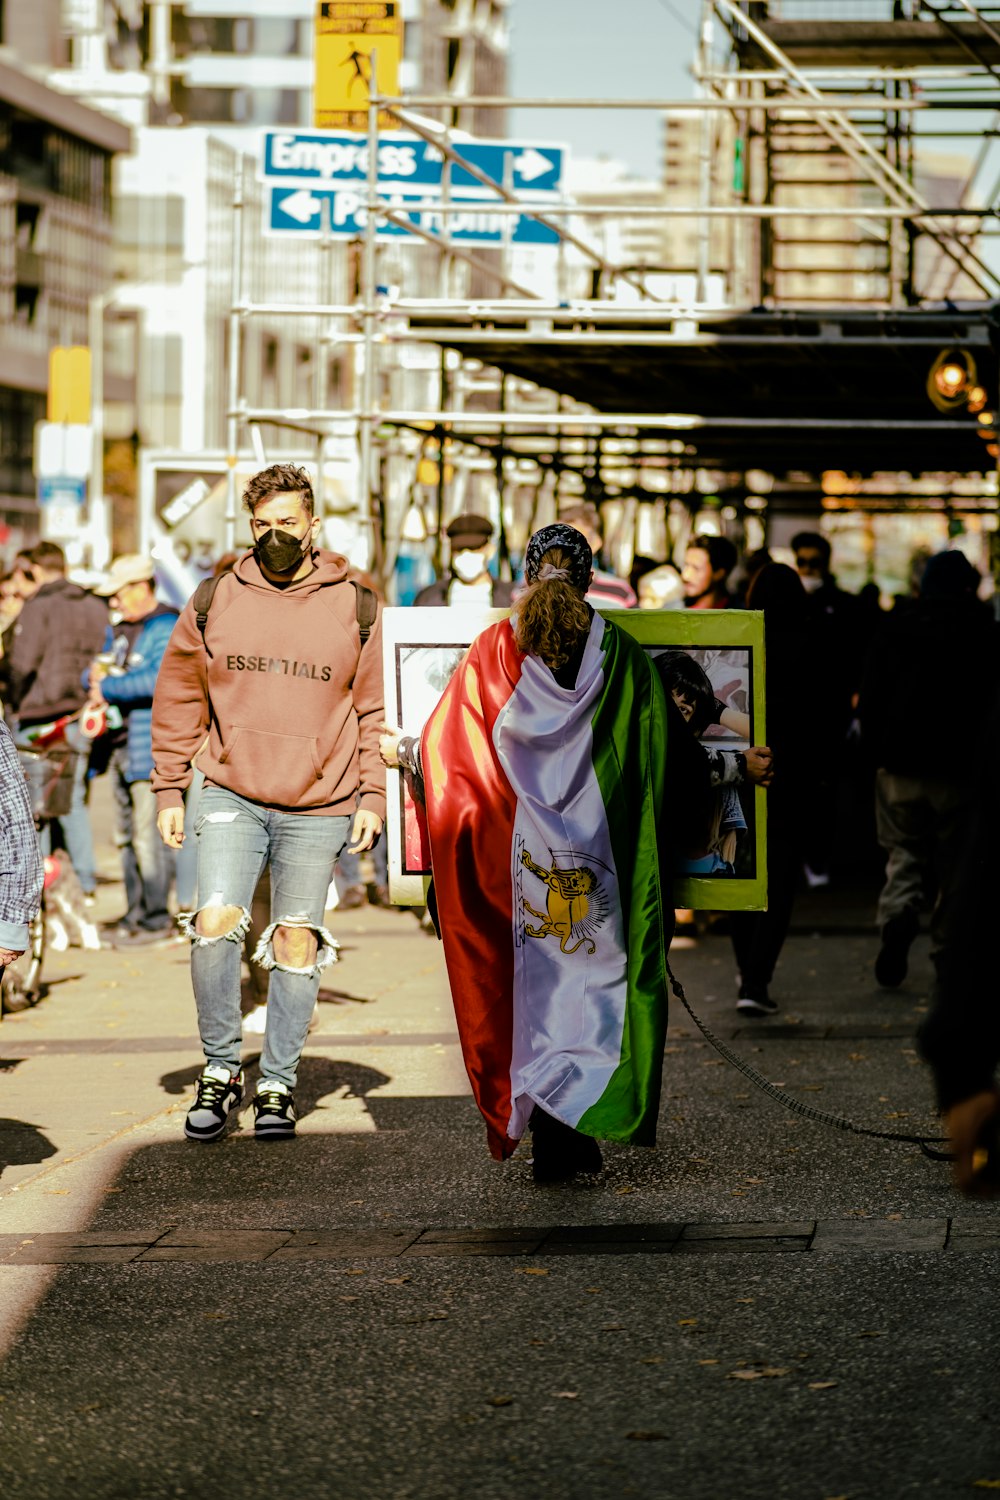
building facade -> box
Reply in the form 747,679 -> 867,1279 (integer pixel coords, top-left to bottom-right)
32,1 -> 508,554
0,46 -> 129,548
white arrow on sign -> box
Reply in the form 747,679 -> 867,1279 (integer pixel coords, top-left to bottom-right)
278,189 -> 322,224
513,147 -> 553,183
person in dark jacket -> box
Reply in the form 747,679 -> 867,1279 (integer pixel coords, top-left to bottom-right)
728,564 -> 820,1015
88,555 -> 179,947
859,549 -> 1000,988
917,686 -> 1000,1195
5,542 -> 107,899
414,514 -> 515,608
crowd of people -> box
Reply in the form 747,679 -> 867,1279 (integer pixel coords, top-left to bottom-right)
0,472 -> 996,1190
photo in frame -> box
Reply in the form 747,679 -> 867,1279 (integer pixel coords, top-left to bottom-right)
381,606 -> 767,911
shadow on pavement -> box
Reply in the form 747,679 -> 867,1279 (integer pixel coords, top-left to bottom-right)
0,1118 -> 58,1177
157,1055 -> 393,1124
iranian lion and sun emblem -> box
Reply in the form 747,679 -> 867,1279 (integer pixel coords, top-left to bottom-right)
515,840 -> 610,955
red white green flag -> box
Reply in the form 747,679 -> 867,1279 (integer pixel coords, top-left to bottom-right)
421,612 -> 671,1159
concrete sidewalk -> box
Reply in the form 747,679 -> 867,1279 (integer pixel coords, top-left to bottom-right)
1,800 -> 998,1499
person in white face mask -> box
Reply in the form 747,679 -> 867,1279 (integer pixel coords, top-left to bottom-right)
414,514 -> 515,608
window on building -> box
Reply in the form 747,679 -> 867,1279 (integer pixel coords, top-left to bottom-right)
171,14 -> 305,57
144,334 -> 184,400
255,19 -> 305,55
173,86 -> 300,125
0,386 -> 44,498
114,194 -> 185,250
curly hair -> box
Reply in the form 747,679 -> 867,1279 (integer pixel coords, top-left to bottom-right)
242,463 -> 314,517
512,547 -> 591,671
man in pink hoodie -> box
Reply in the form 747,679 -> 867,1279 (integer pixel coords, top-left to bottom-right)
152,464 -> 385,1142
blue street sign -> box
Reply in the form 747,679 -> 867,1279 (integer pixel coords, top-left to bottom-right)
38,476 -> 86,507
266,185 -> 560,246
262,130 -> 564,198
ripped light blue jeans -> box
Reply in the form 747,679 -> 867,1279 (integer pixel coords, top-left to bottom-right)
187,786 -> 350,1088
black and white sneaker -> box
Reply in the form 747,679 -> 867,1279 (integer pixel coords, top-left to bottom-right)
185,1065 -> 244,1142
253,1080 -> 297,1140
737,985 -> 779,1017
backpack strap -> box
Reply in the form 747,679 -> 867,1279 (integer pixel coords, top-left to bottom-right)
192,575 -> 222,640
192,573 -> 376,652
352,581 -> 377,647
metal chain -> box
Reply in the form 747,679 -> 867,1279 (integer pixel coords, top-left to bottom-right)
666,965 -> 953,1163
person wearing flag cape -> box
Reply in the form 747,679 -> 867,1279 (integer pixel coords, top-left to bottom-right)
381,523 -> 678,1183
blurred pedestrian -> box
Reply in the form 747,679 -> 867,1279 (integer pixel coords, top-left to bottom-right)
790,532 -> 864,886
682,535 -> 737,610
335,570 -> 390,909
152,463 -> 385,1144
559,501 -> 637,608
381,522 -> 672,1183
792,531 -> 855,619
0,718 -> 43,976
0,573 -> 24,708
88,555 -> 179,947
728,564 -> 817,1016
4,542 -> 107,900
859,549 -> 999,988
791,528 -> 867,696
414,513 -> 514,607
8,551 -> 37,604
917,692 -> 1000,1195
637,564 -> 685,610
731,547 -> 773,608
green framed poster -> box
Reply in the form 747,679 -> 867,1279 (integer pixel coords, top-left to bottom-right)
382,605 -> 767,912
609,608 -> 767,912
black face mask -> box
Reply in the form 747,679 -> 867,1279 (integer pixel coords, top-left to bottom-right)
254,528 -> 308,575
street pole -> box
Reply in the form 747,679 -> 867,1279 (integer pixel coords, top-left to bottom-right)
358,53 -> 380,576
224,155 -> 246,554
88,290 -> 110,569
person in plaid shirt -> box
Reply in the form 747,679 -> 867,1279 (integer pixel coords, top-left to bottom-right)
0,719 -> 43,965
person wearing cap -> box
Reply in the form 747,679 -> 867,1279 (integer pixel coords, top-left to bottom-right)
87,556 -> 180,947
414,513 -> 515,607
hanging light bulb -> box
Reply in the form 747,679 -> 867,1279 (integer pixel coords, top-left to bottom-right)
935,361 -> 968,397
927,349 -> 978,412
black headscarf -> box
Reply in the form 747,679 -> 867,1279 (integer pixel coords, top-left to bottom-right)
523,524 -> 594,593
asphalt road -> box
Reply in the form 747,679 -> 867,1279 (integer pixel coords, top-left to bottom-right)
1,781 -> 998,1499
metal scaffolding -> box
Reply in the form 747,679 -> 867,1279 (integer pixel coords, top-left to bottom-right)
219,1 -> 1000,588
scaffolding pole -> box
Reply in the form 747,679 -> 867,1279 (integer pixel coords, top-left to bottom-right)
357,57 -> 381,573
217,6 -> 1000,577
224,155 -> 246,554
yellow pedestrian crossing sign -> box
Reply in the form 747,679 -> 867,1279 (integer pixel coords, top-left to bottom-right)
314,2 -> 403,131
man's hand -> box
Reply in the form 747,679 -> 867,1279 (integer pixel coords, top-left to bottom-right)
348,808 -> 383,854
0,948 -> 24,966
157,808 -> 186,849
944,1089 -> 1000,1196
744,747 -> 774,786
379,723 -> 403,769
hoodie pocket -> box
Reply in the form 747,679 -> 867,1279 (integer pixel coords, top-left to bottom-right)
216,727 -> 325,806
